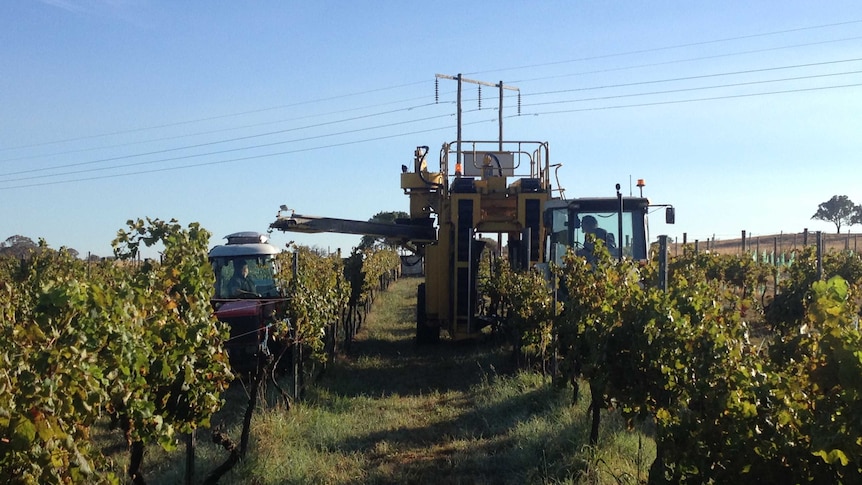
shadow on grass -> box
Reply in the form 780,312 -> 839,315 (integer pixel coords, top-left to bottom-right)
319,333 -> 514,397
318,278 -> 516,397
337,380 -> 589,484
308,279 -> 595,483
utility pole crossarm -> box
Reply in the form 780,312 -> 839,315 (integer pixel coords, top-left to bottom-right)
435,74 -> 520,150
434,73 -> 520,91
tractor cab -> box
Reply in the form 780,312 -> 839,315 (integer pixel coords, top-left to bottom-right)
544,197 -> 674,265
208,232 -> 283,370
209,232 -> 280,299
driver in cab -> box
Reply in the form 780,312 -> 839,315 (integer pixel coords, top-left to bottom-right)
578,215 -> 617,261
228,261 -> 257,297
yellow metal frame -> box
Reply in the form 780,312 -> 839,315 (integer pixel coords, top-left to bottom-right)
401,141 -> 554,340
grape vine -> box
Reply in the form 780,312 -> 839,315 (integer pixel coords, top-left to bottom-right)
0,223 -> 403,484
487,240 -> 862,482
0,219 -> 234,484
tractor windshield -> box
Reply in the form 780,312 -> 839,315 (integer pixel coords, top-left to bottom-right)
211,255 -> 279,298
547,204 -> 648,265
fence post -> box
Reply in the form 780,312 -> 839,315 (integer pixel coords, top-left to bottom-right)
658,235 -> 669,292
773,237 -> 778,264
816,231 -> 823,280
741,230 -> 746,253
292,251 -> 301,400
185,431 -> 195,485
773,236 -> 780,298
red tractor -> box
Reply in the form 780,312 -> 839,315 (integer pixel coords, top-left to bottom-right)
208,232 -> 284,371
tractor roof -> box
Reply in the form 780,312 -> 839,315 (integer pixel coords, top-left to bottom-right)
208,231 -> 280,258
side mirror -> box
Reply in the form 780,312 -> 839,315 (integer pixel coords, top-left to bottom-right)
665,207 -> 676,224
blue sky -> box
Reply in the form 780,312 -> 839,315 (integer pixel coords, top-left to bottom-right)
2,1 -> 861,258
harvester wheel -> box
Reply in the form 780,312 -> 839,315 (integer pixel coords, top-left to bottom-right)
415,283 -> 439,344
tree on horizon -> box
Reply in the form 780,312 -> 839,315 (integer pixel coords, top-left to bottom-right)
811,195 -> 862,234
357,211 -> 411,250
0,234 -> 38,259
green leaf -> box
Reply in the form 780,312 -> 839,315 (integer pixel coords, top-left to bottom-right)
813,448 -> 849,466
10,414 -> 36,448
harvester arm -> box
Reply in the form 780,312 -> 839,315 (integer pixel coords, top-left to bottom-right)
270,210 -> 436,244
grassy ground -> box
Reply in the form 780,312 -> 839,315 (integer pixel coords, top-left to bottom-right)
131,277 -> 654,484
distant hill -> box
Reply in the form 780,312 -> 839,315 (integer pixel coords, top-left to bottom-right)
668,230 -> 861,256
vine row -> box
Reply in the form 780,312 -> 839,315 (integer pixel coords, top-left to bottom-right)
0,221 -> 402,484
487,240 -> 862,482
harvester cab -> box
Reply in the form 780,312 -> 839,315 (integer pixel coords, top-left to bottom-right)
208,231 -> 283,370
543,194 -> 675,267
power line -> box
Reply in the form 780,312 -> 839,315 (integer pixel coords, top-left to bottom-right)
11,56 -> 858,179
466,20 -> 862,77
509,35 -> 862,87
4,67 -> 859,184
0,93 -> 435,164
0,111 -> 456,183
5,19 -> 858,155
0,80 -> 431,152
522,69 -> 862,108
522,57 -> 862,98
518,82 -> 862,117
0,119 -> 497,190
0,102 -> 441,177
3,75 -> 857,189
3,21 -> 859,188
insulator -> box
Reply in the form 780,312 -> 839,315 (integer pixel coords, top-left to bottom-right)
517,91 -> 522,116
435,78 -> 439,103
478,85 -> 482,110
